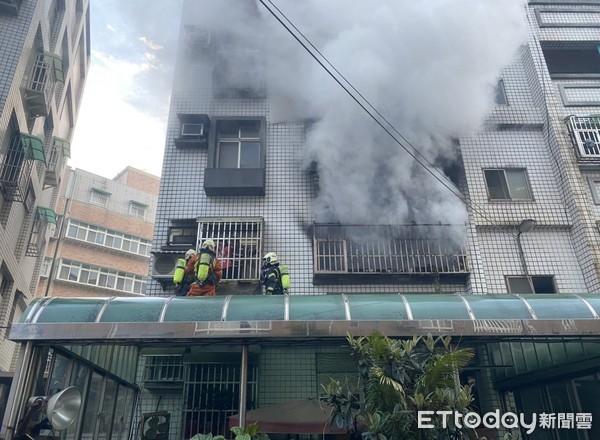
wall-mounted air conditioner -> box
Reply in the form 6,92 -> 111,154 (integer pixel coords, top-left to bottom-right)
181,123 -> 204,137
152,253 -> 179,278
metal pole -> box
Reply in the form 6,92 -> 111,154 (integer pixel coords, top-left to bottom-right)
1,341 -> 35,440
44,168 -> 77,297
516,232 -> 535,292
238,344 -> 249,428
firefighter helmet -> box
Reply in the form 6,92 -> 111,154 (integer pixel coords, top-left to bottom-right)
263,252 -> 278,265
201,239 -> 216,251
185,249 -> 197,259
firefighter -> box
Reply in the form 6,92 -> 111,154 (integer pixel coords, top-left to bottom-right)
173,248 -> 199,296
260,252 -> 290,295
187,239 -> 222,297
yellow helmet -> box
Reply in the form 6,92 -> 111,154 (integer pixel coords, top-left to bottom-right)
185,249 -> 197,259
201,239 -> 215,251
263,252 -> 278,265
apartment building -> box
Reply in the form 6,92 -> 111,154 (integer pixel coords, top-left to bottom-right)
36,166 -> 159,298
0,0 -> 90,427
3,2 -> 600,440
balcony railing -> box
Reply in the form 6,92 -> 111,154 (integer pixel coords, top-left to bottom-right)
313,224 -> 468,282
565,115 -> 600,160
22,52 -> 63,117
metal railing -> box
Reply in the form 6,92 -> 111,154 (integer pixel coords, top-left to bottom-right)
314,224 -> 468,275
565,115 -> 600,159
23,53 -> 55,117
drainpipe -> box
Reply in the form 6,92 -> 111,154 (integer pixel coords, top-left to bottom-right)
238,344 -> 249,428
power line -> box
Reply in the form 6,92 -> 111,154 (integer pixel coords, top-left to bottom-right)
259,0 -> 518,238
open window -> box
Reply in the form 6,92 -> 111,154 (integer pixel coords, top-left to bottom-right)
542,41 -> 600,78
506,275 -> 557,294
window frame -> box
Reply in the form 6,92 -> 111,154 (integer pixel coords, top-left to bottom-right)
483,168 -> 533,201
505,275 -> 557,294
90,189 -> 110,208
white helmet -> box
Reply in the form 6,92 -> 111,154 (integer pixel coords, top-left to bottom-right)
185,249 -> 197,259
201,239 -> 215,251
263,252 -> 278,265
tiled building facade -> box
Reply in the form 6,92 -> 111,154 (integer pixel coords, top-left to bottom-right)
0,0 -> 90,424
139,1 -> 600,438
36,166 -> 159,298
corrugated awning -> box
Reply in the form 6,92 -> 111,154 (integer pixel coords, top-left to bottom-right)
53,136 -> 70,157
9,294 -> 600,342
36,206 -> 57,224
19,132 -> 45,163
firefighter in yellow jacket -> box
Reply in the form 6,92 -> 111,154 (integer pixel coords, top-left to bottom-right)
260,252 -> 290,295
187,239 -> 222,297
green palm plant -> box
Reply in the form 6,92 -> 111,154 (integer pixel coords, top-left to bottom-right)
322,332 -> 475,440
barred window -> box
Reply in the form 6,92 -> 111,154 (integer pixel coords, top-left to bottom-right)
90,189 -> 110,208
66,219 -> 151,256
198,217 -> 263,281
57,259 -> 146,295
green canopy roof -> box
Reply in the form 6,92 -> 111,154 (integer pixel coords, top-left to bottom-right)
44,51 -> 64,84
53,136 -> 70,157
10,294 -> 600,343
36,206 -> 57,224
18,132 -> 45,163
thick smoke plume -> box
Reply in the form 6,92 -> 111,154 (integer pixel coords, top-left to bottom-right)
193,0 -> 529,225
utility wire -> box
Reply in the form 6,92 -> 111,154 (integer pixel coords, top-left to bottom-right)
259,0 -> 519,238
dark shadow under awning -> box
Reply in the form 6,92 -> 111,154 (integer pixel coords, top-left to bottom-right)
10,293 -> 600,342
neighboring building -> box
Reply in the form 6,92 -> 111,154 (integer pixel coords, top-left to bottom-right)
0,0 -> 90,426
4,2 -> 600,440
36,166 -> 159,298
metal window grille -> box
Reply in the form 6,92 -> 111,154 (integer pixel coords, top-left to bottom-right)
129,203 -> 146,218
313,224 -> 468,275
26,213 -> 47,257
183,363 -> 258,439
565,115 -> 600,159
90,190 -> 109,207
0,135 -> 33,202
143,355 -> 184,382
198,218 -> 263,281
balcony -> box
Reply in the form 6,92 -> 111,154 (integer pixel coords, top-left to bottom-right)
44,137 -> 70,188
313,224 -> 469,284
565,115 -> 600,162
22,52 -> 64,117
0,132 -> 45,202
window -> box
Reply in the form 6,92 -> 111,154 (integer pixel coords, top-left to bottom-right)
484,168 -> 533,200
167,222 -> 197,247
0,0 -> 23,16
198,217 -> 263,281
495,80 -> 507,105
542,42 -> 600,78
216,120 -> 261,169
57,259 -> 146,294
41,257 -> 53,277
143,355 -> 184,382
506,275 -> 557,294
129,201 -> 147,219
204,118 -> 266,196
66,220 -> 151,256
90,188 -> 110,208
26,207 -> 56,257
588,177 -> 600,204
0,132 -> 43,202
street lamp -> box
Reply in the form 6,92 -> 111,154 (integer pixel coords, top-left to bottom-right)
517,218 -> 536,235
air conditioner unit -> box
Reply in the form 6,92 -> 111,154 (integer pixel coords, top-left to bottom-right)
181,123 -> 204,137
152,253 -> 179,278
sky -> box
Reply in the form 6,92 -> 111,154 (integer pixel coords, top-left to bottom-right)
69,0 -> 182,179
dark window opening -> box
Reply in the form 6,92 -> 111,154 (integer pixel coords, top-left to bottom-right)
542,43 -> 600,77
506,275 -> 557,294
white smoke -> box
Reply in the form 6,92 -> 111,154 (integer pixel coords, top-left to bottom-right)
263,0 -> 529,225
189,0 -> 529,225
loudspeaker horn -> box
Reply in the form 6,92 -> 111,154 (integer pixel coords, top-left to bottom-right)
45,386 -> 82,431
